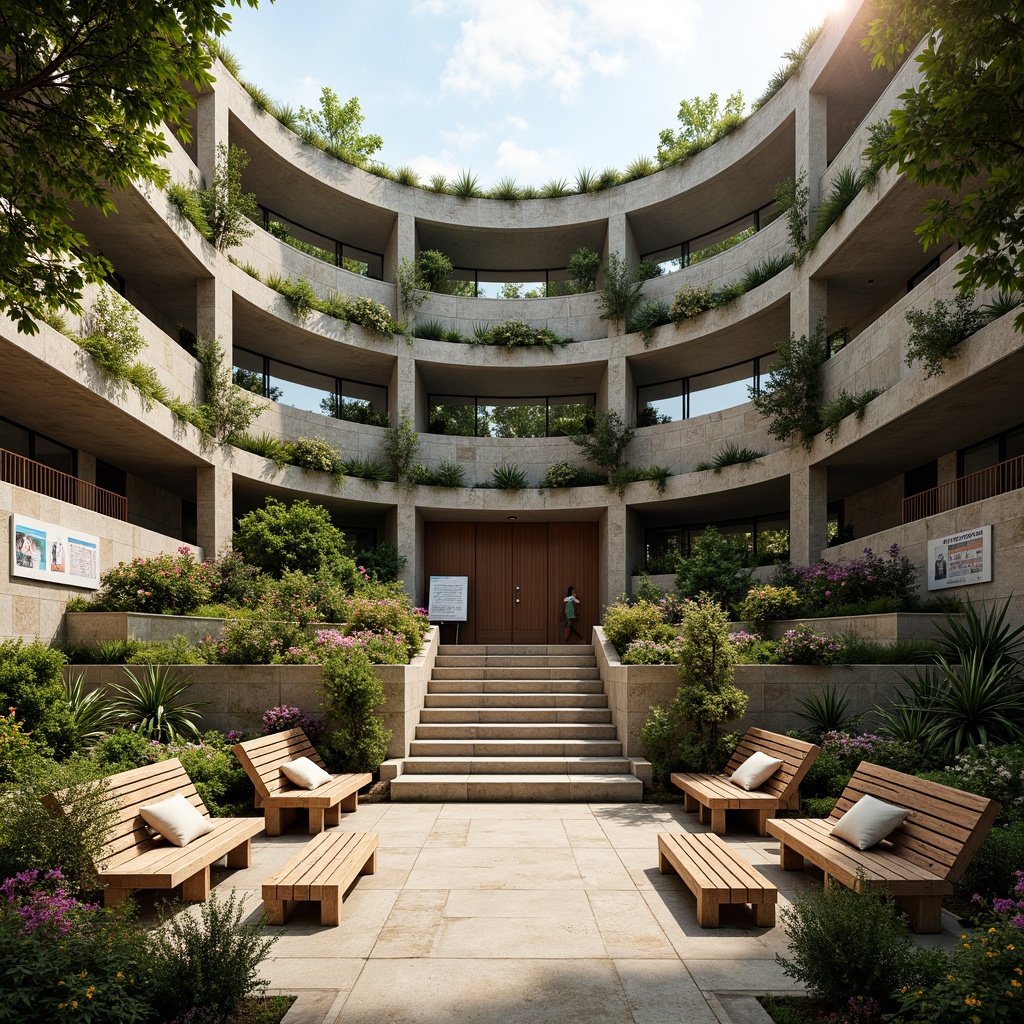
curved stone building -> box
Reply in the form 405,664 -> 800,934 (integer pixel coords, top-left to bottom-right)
3,1 -> 1022,642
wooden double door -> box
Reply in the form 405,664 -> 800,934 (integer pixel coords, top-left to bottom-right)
425,521 -> 599,645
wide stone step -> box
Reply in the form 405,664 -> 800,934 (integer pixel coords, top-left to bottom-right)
431,667 -> 601,681
433,655 -> 598,669
389,773 -> 642,802
399,755 -> 632,775
424,692 -> 608,709
409,738 -> 624,757
419,707 -> 611,725
438,645 -> 594,657
415,722 -> 617,740
427,679 -> 605,695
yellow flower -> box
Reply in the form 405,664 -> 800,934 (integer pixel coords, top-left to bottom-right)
1012,980 -> 1022,988
71,1002 -> 78,1009
990,927 -> 998,934
1008,944 -> 1016,951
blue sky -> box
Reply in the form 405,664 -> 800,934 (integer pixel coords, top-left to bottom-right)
224,0 -> 849,188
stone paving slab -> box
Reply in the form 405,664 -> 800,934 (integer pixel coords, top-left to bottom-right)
194,800 -> 966,1023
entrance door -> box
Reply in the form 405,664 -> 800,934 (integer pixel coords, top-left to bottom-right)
425,521 -> 598,644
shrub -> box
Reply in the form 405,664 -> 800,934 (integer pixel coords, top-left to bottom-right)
598,252 -> 659,329
741,253 -> 794,291
904,292 -> 986,378
800,732 -> 922,800
95,546 -> 216,615
0,868 -> 154,1023
343,589 -> 428,662
347,295 -> 395,335
674,526 -> 750,611
751,321 -> 826,449
233,497 -> 356,580
0,710 -> 33,783
639,705 -> 681,786
958,820 -> 1024,901
213,614 -> 308,665
383,418 -> 420,486
569,410 -> 635,477
672,596 -> 746,772
0,640 -> 76,758
92,728 -> 162,772
693,444 -> 765,473
313,628 -> 407,665
939,743 -> 1024,822
354,542 -> 405,584
776,872 -> 920,1007
820,388 -> 882,442
777,624 -> 843,665
669,284 -> 718,322
628,299 -> 671,345
211,551 -> 271,609
602,599 -> 673,653
491,463 -> 528,489
319,649 -> 391,773
0,755 -> 119,891
409,461 -> 465,487
261,568 -> 349,625
174,736 -> 252,817
125,634 -> 210,666
739,584 -> 801,631
260,705 -> 325,740
621,638 -> 686,665
149,889 -> 277,1022
287,435 -> 341,476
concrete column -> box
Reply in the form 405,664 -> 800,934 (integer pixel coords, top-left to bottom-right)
395,345 -> 417,425
790,276 -> 827,342
796,89 -> 828,233
197,275 -> 233,366
607,213 -> 639,269
196,464 -> 233,560
789,464 -> 829,565
385,212 -> 417,320
195,86 -> 228,187
604,354 -> 628,420
601,504 -> 628,609
937,451 -> 957,487
394,498 -> 417,602
77,451 -> 97,486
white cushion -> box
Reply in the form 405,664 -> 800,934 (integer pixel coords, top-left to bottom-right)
281,756 -> 332,790
831,794 -> 909,850
140,794 -> 215,848
729,751 -> 784,791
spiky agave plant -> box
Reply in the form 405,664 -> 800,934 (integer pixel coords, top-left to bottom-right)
112,666 -> 208,744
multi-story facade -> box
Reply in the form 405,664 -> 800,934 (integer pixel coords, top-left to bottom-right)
3,2 -> 1022,643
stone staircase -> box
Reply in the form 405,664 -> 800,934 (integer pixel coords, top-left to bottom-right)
384,644 -> 643,801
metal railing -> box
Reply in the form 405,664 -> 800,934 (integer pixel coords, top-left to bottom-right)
902,453 -> 1024,524
1,448 -> 128,522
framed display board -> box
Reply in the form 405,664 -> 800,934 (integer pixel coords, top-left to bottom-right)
428,575 -> 469,621
927,524 -> 992,590
11,514 -> 100,589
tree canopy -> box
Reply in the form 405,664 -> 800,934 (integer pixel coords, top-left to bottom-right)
0,0 -> 261,334
297,87 -> 382,162
864,1 -> 1024,328
657,92 -> 746,166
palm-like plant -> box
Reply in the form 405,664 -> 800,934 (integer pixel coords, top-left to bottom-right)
64,673 -> 121,744
112,666 -> 208,744
796,684 -> 862,736
491,463 -> 527,490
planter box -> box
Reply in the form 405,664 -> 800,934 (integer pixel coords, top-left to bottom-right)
731,612 -> 958,643
64,612 -> 347,647
594,627 -> 913,759
66,628 -> 439,760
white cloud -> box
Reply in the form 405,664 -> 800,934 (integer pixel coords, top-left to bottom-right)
439,123 -> 488,151
493,139 -> 561,178
434,0 -> 700,101
504,114 -> 530,132
407,154 -> 464,184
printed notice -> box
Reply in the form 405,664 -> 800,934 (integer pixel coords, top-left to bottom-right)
10,515 -> 101,590
428,576 -> 469,621
927,525 -> 992,591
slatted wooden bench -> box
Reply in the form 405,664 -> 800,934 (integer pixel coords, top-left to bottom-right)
44,757 -> 263,908
658,831 -> 778,928
233,729 -> 371,836
671,728 -> 821,835
767,761 -> 1000,933
262,829 -> 379,926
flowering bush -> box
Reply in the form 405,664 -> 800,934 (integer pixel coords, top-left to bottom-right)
658,593 -> 687,624
603,598 -> 676,653
801,731 -> 922,799
778,624 -> 843,665
941,744 -> 1024,822
894,878 -> 1024,1022
96,546 -> 216,614
260,705 -> 325,740
343,587 -> 429,661
621,638 -> 686,665
773,544 -> 919,615
314,628 -> 407,665
739,584 -> 800,629
0,868 -> 152,1023
212,615 -> 307,665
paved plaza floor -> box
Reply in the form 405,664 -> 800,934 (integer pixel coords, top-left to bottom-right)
206,801 -> 960,1024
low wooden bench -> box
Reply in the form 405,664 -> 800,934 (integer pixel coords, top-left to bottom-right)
45,758 -> 263,908
767,761 -> 1000,933
671,728 -> 820,835
233,729 -> 372,836
658,831 -> 778,928
262,829 -> 378,926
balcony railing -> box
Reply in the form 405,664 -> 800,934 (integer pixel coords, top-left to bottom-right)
902,453 -> 1024,524
1,449 -> 128,522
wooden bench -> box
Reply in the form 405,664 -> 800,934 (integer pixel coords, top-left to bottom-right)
233,729 -> 371,836
44,757 -> 263,908
262,829 -> 378,926
658,831 -> 778,928
671,728 -> 821,835
767,761 -> 1000,933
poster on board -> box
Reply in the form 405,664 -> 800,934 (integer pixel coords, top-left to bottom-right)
428,575 -> 469,621
927,524 -> 992,591
10,515 -> 100,590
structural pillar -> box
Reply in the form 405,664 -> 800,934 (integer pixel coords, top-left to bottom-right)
789,464 -> 829,565
195,83 -> 229,187
196,464 -> 233,560
385,212 -> 417,321
196,275 -> 233,364
601,504 -> 628,610
790,276 -> 828,342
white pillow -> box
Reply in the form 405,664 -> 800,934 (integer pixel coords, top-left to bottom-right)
831,794 -> 909,850
729,751 -> 784,791
281,756 -> 332,790
140,794 -> 215,848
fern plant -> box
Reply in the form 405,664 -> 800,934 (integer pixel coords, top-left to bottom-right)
693,445 -> 766,473
820,388 -> 883,442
